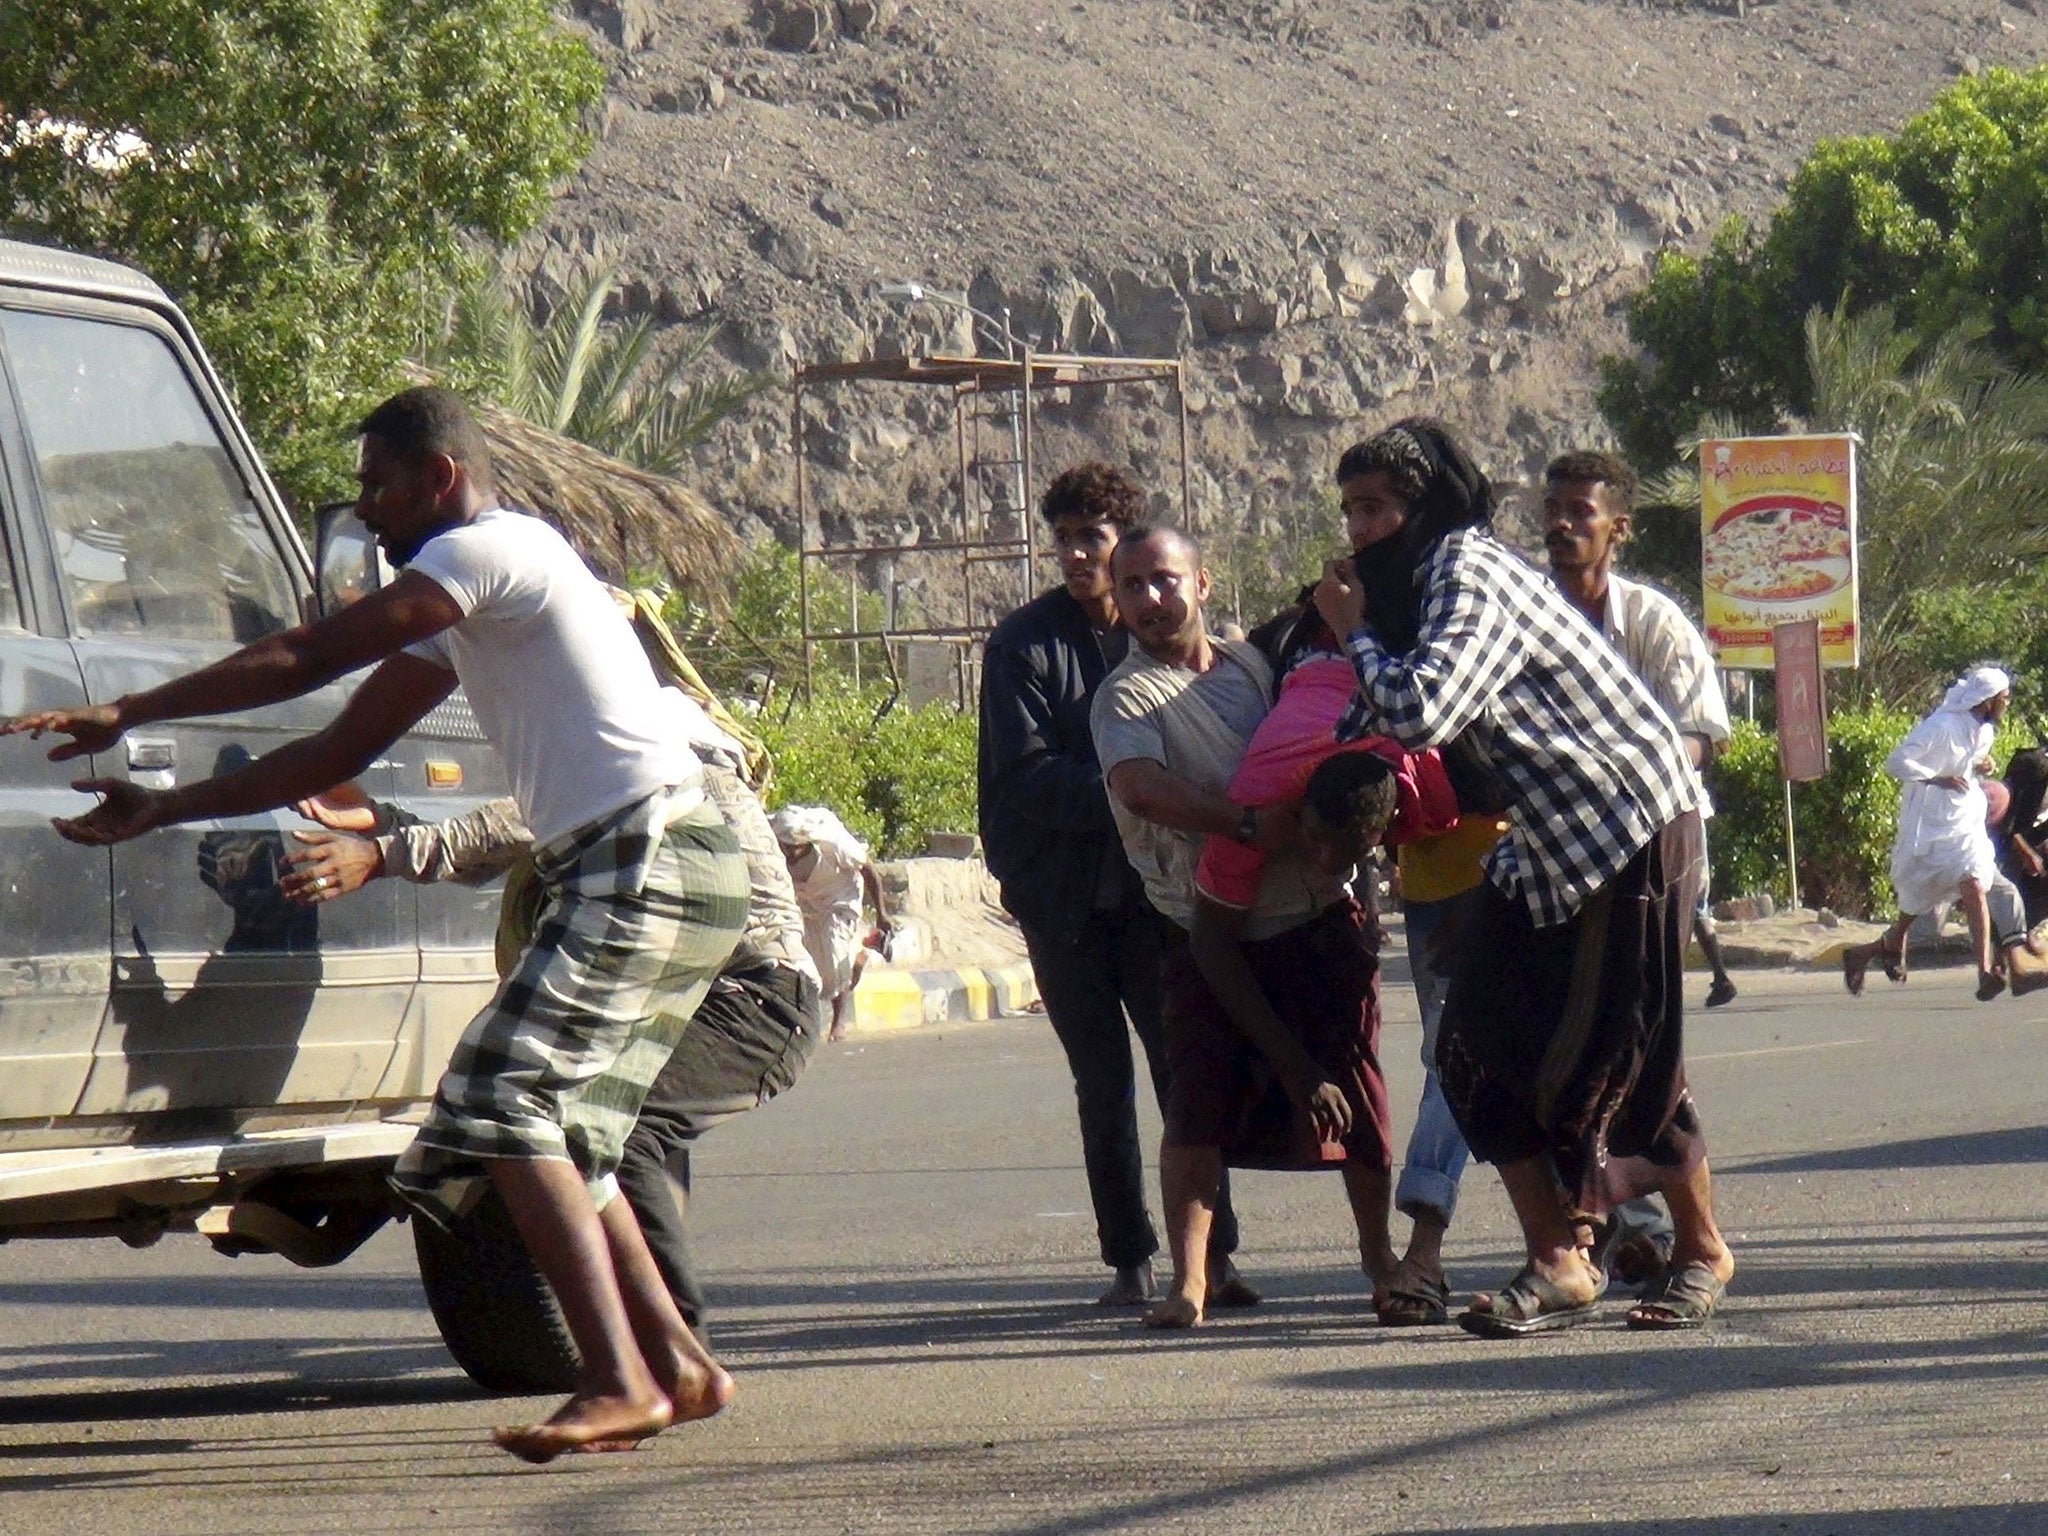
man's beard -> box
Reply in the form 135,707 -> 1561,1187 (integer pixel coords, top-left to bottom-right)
379,524 -> 441,567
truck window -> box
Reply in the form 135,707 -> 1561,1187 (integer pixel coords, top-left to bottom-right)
0,309 -> 295,644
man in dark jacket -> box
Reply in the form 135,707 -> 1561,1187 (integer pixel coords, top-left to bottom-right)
978,463 -> 1245,1307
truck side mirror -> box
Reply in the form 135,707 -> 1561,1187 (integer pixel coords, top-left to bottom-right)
312,504 -> 390,617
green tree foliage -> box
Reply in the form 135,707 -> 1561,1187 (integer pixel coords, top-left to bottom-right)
1205,491 -> 1341,632
1630,305 -> 2048,704
754,689 -> 978,858
664,545 -> 977,857
430,257 -> 769,475
1895,580 -> 2048,736
0,1 -> 603,506
1601,66 -> 2048,470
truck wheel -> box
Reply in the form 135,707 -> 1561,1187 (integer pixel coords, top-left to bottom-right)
412,1191 -> 579,1394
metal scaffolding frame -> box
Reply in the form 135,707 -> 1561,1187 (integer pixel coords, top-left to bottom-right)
792,350 -> 1191,700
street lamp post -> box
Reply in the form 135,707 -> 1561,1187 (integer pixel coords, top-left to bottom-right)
875,281 -> 1018,361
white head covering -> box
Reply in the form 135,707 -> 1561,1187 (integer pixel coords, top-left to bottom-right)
1941,666 -> 2011,715
769,804 -> 869,864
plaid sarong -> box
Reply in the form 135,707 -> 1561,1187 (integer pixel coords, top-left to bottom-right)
390,784 -> 749,1228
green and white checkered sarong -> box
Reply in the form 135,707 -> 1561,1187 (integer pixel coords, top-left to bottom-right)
390,784 -> 748,1228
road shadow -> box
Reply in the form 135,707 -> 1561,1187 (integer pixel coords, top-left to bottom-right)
1732,1125 -> 2048,1174
1391,1514 -> 2048,1536
683,1210 -> 2048,1381
0,1352 -> 477,1424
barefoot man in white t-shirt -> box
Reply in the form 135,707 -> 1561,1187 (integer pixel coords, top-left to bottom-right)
0,387 -> 749,1462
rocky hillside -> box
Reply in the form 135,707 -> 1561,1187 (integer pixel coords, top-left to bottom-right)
540,0 -> 2048,598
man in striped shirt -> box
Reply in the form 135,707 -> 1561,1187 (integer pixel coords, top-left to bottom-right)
1315,418 -> 1736,1337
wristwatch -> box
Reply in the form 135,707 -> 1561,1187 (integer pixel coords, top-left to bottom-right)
1236,805 -> 1258,845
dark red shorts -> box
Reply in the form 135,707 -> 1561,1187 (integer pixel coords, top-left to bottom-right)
1159,900 -> 1391,1172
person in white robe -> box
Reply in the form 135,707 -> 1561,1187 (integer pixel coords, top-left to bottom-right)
1843,667 -> 2046,999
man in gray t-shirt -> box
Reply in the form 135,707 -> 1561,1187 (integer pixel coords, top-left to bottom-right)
1093,636 -> 1270,931
1091,526 -> 1393,1329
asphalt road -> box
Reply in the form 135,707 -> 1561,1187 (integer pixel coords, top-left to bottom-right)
1,961 -> 2044,1536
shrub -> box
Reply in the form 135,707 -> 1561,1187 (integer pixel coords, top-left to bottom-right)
667,541 -> 890,702
1710,702 -> 2035,916
754,688 -> 978,858
1710,708 -> 1912,916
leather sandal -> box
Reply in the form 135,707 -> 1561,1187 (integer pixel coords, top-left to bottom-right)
1377,1267 -> 1450,1327
1456,1266 -> 1602,1339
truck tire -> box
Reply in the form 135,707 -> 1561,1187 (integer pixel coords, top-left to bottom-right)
412,1192 -> 580,1394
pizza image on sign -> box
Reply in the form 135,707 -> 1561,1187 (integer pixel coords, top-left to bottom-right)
1699,433 -> 1860,669
1703,494 -> 1853,604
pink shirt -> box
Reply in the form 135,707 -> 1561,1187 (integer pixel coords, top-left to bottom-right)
1196,656 -> 1458,909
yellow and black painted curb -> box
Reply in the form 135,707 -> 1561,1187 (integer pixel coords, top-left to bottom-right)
848,959 -> 1041,1034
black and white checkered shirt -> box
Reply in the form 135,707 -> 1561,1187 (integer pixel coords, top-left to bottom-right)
1335,529 -> 1698,928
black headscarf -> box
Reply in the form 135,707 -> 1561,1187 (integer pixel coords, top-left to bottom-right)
1347,417 -> 1496,654
1342,418 -> 1508,813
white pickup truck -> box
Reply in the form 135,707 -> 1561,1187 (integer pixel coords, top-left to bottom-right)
0,236 -> 574,1391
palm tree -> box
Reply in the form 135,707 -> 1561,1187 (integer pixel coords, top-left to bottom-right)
1640,302 -> 2048,704
428,255 -> 768,476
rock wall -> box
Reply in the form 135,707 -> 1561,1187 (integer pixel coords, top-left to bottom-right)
537,0 -> 2048,586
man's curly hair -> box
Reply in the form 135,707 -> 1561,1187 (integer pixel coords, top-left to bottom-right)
1544,450 -> 1638,512
1039,461 -> 1148,531
1334,426 -> 1434,506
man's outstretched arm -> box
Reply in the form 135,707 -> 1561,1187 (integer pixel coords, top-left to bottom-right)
51,655 -> 457,846
0,572 -> 464,762
281,794 -> 530,906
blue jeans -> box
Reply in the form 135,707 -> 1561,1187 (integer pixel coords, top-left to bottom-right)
1396,896 -> 1472,1225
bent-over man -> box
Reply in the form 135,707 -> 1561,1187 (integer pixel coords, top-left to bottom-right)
2,387 -> 746,1457
286,696 -> 821,1330
978,463 -> 1242,1306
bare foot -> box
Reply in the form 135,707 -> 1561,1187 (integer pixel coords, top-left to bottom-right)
1359,1245 -> 1400,1300
1143,1291 -> 1203,1329
493,1390 -> 674,1464
1842,945 -> 1871,996
646,1342 -> 736,1424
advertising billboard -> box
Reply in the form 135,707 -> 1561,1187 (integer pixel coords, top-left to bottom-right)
1699,434 -> 1859,669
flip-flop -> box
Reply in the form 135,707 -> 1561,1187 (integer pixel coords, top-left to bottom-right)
1846,940 -> 1906,996
1842,947 -> 1871,996
1625,1260 -> 1729,1331
1456,1266 -> 1602,1339
1377,1268 -> 1451,1327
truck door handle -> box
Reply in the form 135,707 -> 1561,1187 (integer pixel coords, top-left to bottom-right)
126,738 -> 177,772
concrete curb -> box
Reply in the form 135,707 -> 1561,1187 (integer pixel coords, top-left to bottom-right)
848,958 -> 1041,1034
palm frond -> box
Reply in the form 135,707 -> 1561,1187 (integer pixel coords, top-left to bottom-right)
536,260 -> 619,434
